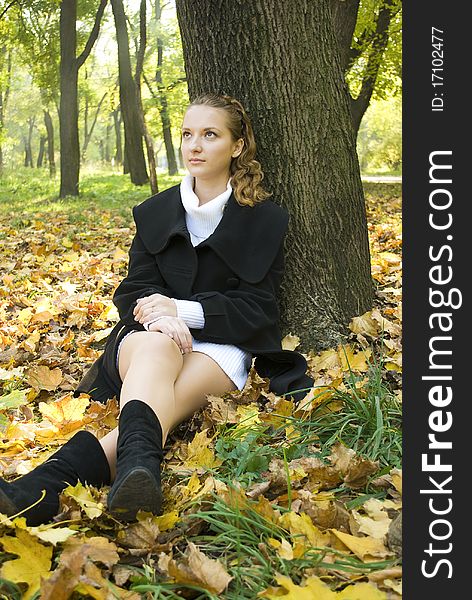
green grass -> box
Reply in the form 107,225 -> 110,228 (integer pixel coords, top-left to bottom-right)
0,166 -> 182,219
290,352 -> 402,469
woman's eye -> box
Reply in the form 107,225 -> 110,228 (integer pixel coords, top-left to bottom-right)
182,131 -> 190,138
205,131 -> 216,138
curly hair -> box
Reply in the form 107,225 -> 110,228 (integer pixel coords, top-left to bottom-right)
187,93 -> 271,207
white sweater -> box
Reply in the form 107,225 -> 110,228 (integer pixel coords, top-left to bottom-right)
171,175 -> 252,390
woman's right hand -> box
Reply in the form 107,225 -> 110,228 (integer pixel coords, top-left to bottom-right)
146,315 -> 193,354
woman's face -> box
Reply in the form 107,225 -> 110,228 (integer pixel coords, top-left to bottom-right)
181,105 -> 243,182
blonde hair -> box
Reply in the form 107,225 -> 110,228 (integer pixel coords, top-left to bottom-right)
187,93 -> 271,206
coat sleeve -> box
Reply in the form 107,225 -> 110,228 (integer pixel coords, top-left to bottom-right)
112,231 -> 171,325
188,238 -> 285,345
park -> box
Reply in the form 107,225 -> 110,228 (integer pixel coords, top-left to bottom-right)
0,1 -> 402,598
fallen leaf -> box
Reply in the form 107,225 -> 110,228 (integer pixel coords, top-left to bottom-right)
164,541 -> 233,595
26,365 -> 62,391
330,529 -> 391,561
0,528 -> 53,600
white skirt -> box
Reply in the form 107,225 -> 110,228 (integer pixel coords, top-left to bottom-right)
116,331 -> 252,391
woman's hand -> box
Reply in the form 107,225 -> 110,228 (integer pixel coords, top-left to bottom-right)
134,293 -> 177,324
147,316 -> 193,354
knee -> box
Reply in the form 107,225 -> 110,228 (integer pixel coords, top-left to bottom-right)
128,332 -> 184,370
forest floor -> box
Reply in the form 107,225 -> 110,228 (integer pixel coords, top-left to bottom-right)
0,172 -> 402,600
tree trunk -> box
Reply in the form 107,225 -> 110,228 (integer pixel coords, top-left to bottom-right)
105,120 -> 112,162
59,0 -> 80,196
175,0 -> 373,350
349,0 -> 395,136
111,0 -> 148,185
59,0 -> 107,197
0,46 -> 12,177
37,135 -> 46,167
155,0 -> 178,176
112,108 -> 123,165
82,91 -> 107,161
44,109 -> 56,177
135,0 -> 158,194
331,0 -> 360,72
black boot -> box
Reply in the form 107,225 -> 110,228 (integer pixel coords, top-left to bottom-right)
0,430 -> 111,526
107,400 -> 163,520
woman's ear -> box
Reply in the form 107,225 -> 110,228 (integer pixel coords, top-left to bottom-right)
232,138 -> 244,158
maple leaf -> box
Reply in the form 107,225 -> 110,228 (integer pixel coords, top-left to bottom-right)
62,482 -> 105,519
182,429 -> 222,470
259,573 -> 387,599
0,528 -> 53,600
26,365 -> 62,391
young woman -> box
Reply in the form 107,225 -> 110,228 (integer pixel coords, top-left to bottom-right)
0,94 -> 313,524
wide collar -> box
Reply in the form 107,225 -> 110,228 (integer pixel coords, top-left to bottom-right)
133,184 -> 289,283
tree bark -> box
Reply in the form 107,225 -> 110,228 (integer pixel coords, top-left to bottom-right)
111,0 -> 148,185
135,0 -> 158,194
82,91 -> 107,161
37,135 -> 46,167
155,0 -> 178,176
59,0 -> 107,197
175,0 -> 373,351
331,0 -> 360,72
112,107 -> 123,164
44,109 -> 56,177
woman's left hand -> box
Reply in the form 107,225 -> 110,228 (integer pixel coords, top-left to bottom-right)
133,293 -> 177,325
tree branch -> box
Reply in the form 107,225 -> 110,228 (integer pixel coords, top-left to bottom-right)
76,0 -> 108,69
350,0 -> 395,132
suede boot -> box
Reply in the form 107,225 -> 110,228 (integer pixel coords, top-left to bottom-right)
0,430 -> 111,526
107,400 -> 163,520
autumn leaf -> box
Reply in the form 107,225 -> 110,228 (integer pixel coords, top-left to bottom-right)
39,393 -> 89,424
161,541 -> 233,595
182,429 -> 222,470
0,528 -> 53,600
278,511 -> 331,548
258,573 -> 387,599
26,365 -> 63,391
281,333 -> 301,350
62,482 -> 104,519
330,529 -> 392,561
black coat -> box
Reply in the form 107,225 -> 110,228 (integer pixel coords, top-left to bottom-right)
76,184 -> 313,402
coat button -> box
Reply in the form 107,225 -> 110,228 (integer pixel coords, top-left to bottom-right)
226,277 -> 240,288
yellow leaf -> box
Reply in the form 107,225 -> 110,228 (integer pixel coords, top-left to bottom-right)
39,394 -> 89,425
29,525 -> 78,546
338,344 -> 372,372
330,529 -> 391,561
63,482 -> 104,519
183,430 -> 222,469
268,537 -> 294,560
349,311 -> 379,337
0,528 -> 53,600
153,510 -> 180,532
235,403 -> 261,434
278,511 -> 331,548
281,333 -> 300,350
259,574 -> 387,599
113,246 -> 128,262
26,365 -> 63,391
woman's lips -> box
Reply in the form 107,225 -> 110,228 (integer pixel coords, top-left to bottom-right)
189,158 -> 204,163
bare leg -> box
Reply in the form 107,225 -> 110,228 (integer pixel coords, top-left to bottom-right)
100,332 -> 237,479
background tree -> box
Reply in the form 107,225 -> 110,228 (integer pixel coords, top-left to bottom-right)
110,0 -> 148,186
332,0 -> 402,135
175,0 -> 373,350
59,0 -> 108,197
